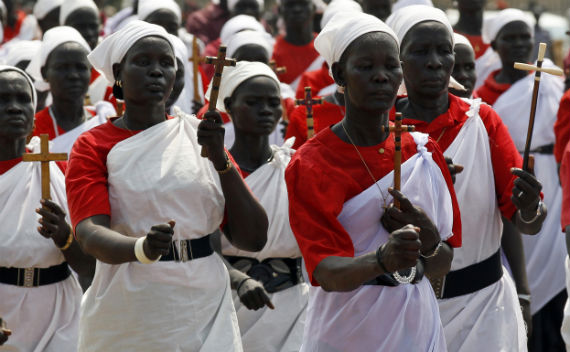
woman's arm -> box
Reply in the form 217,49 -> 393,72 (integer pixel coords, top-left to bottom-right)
509,168 -> 546,235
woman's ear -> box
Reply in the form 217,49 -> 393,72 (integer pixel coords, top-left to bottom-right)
331,62 -> 345,87
224,97 -> 232,114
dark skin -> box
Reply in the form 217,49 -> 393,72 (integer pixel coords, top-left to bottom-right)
222,76 -> 282,310
491,21 -> 534,85
231,0 -> 261,20
165,58 -> 185,113
312,32 -> 453,292
41,42 -> 91,133
361,0 -> 392,21
233,44 -> 269,64
144,9 -> 179,36
0,72 -> 95,279
279,0 -> 314,46
75,36 -> 268,264
37,7 -> 61,34
453,0 -> 486,36
0,318 -> 8,346
449,44 -> 476,98
64,8 -> 101,50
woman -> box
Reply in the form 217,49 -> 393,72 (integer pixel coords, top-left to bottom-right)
27,26 -> 114,154
65,21 -> 268,351
387,5 -> 544,351
286,12 -> 461,351
450,33 -> 477,99
59,0 -> 99,50
0,65 -> 93,351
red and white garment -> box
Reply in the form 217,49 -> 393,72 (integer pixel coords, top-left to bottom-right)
76,112 -> 242,351
221,138 -> 309,352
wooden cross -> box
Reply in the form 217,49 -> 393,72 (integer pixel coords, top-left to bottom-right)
190,36 -> 202,103
22,134 -> 68,200
202,45 -> 236,157
269,60 -> 287,75
381,112 -> 415,209
514,42 -> 563,171
295,87 -> 322,139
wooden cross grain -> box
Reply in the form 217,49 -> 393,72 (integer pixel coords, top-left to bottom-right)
269,60 -> 287,75
22,134 -> 68,200
202,45 -> 236,157
381,112 -> 415,209
295,87 -> 322,139
190,36 -> 202,102
513,42 -> 563,171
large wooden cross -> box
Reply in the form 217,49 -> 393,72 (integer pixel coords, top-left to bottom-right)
190,36 -> 202,103
22,134 -> 67,200
202,45 -> 236,157
295,87 -> 322,139
514,42 -> 563,171
381,112 -> 415,209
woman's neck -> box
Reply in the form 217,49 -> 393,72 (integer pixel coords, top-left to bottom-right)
285,24 -> 313,46
401,89 -> 450,123
230,132 -> 272,173
0,137 -> 26,161
454,10 -> 483,36
337,103 -> 390,146
495,63 -> 529,84
51,98 -> 86,132
122,102 -> 167,130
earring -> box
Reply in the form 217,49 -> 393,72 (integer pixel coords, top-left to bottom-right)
115,80 -> 123,88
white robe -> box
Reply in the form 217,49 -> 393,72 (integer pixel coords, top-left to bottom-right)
78,111 -> 242,351
492,62 -> 566,315
474,47 -> 502,90
221,138 -> 308,352
437,98 -> 526,352
0,158 -> 82,352
301,132 -> 453,352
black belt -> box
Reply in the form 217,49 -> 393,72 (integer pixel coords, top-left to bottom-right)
432,249 -> 502,299
226,256 -> 302,293
0,262 -> 70,287
160,235 -> 213,262
520,144 -> 554,155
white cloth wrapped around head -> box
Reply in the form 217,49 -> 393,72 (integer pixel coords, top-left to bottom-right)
320,0 -> 362,29
453,32 -> 473,50
27,26 -> 91,92
138,0 -> 182,25
226,30 -> 274,58
205,61 -> 280,113
392,0 -> 433,12
33,0 -> 64,20
228,0 -> 264,13
386,5 -> 453,46
315,12 -> 399,71
0,65 -> 38,111
220,14 -> 266,44
59,0 -> 99,25
481,8 -> 535,44
88,20 -> 176,84
3,40 -> 41,67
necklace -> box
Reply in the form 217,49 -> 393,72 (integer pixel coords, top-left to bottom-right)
49,106 -> 89,138
341,120 -> 389,208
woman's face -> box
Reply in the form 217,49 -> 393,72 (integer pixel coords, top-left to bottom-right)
334,32 -> 402,113
65,8 -> 101,50
450,44 -> 476,98
144,9 -> 180,36
226,76 -> 282,136
0,72 -> 35,140
400,21 -> 455,99
118,36 -> 177,106
492,21 -> 533,67
166,58 -> 185,110
42,42 -> 91,102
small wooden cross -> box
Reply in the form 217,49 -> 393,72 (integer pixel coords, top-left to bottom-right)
295,87 -> 322,139
22,134 -> 68,200
381,112 -> 415,209
202,45 -> 236,157
514,42 -> 563,171
269,60 -> 287,75
190,36 -> 202,102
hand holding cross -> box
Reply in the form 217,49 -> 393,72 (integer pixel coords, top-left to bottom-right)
22,134 -> 67,201
295,87 -> 323,139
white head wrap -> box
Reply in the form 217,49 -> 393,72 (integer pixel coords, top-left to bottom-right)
27,26 -> 91,92
228,0 -> 264,13
3,40 -> 42,67
386,5 -> 453,46
60,0 -> 99,25
88,20 -> 175,84
138,0 -> 182,25
481,8 -> 535,44
205,61 -> 279,113
320,0 -> 362,29
226,30 -> 274,58
33,0 -> 64,20
315,12 -> 399,71
220,15 -> 265,44
392,0 -> 433,12
453,33 -> 473,50
0,65 -> 38,111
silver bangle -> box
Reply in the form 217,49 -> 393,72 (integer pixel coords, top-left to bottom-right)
421,240 -> 443,259
517,201 -> 545,225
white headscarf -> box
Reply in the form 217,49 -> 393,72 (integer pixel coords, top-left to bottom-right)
138,0 -> 182,25
453,32 -> 473,50
0,65 -> 38,111
33,0 -> 64,20
228,0 -> 264,13
481,8 -> 535,44
59,0 -> 99,25
315,12 -> 399,70
27,26 -> 91,92
392,0 -> 433,12
3,40 -> 41,67
205,61 -> 279,113
88,20 -> 176,84
320,0 -> 362,29
226,30 -> 274,58
220,15 -> 265,44
386,5 -> 453,46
